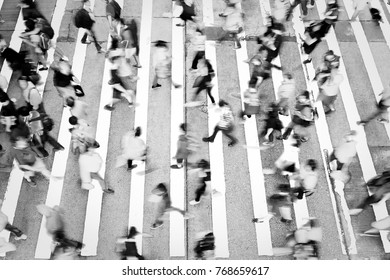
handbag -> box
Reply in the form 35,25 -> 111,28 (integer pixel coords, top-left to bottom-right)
72,83 -> 85,97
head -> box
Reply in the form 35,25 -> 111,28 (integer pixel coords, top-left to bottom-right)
152,183 -> 168,196
0,93 -> 9,104
306,159 -> 317,171
134,126 -> 142,137
66,96 -> 75,108
218,99 -> 228,107
154,40 -> 168,48
127,226 -> 138,238
0,35 -> 7,51
345,130 -> 357,142
69,116 -> 78,126
283,73 -> 293,81
298,90 -> 310,102
179,123 -> 187,133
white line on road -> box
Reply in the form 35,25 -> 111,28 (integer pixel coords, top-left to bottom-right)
169,3 -> 186,257
0,0 -> 68,258
203,0 -> 230,259
320,0 -> 390,253
127,0 -> 153,255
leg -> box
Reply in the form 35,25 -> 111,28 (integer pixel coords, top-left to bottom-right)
81,32 -> 88,43
195,181 -> 207,202
300,0 -> 308,16
281,122 -> 294,140
168,206 -> 186,216
90,172 -> 107,191
222,127 -> 237,146
350,9 -> 361,21
205,126 -> 222,142
151,73 -> 160,88
5,223 -> 24,237
206,86 -> 216,104
359,109 -> 384,125
88,27 -> 102,52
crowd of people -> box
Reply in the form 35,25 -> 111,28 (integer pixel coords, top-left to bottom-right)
0,0 -> 390,260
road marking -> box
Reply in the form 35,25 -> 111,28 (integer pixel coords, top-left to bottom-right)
203,0 -> 230,258
0,0 -> 67,258
127,0 -> 153,255
35,0 -> 96,259
227,2 -> 273,256
318,0 -> 390,253
0,5 -> 26,257
79,0 -> 119,257
341,0 -> 390,139
169,2 -> 186,257
288,0 -> 356,254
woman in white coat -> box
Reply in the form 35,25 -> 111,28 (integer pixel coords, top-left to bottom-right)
116,127 -> 146,171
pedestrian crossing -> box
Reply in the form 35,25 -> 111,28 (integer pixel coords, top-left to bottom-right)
0,0 -> 390,260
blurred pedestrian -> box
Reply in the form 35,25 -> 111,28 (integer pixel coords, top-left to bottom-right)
351,0 -> 371,21
317,67 -> 343,114
105,0 -> 122,38
116,226 -> 151,260
276,73 -> 296,116
74,0 -> 104,53
202,99 -> 237,147
151,40 -> 181,89
18,76 -> 43,112
116,126 -> 147,171
78,148 -> 114,193
114,18 -> 141,67
189,159 -> 211,205
189,57 -> 216,105
217,2 -> 243,49
357,83 -> 390,125
349,181 -> 390,215
0,199 -> 27,241
286,0 -> 309,20
149,183 -> 190,229
259,102 -> 283,146
171,123 -> 198,169
0,93 -> 18,133
291,159 -> 319,198
189,27 -> 206,71
239,88 -> 261,120
329,130 -> 357,172
66,96 -> 88,121
194,231 -> 215,259
52,57 -> 80,107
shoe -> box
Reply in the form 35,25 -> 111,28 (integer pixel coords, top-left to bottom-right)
81,40 -> 91,44
377,118 -> 389,124
357,121 -> 366,126
170,164 -> 183,169
128,103 -> 134,108
127,164 -> 138,171
108,79 -> 115,85
174,84 -> 182,89
151,222 -> 163,229
133,64 -> 142,68
219,13 -> 227,17
302,58 -> 312,64
300,137 -> 309,143
152,84 -> 161,89
53,146 -> 65,153
14,234 -> 27,241
97,48 -> 106,54
189,200 -> 200,205
307,4 -> 315,8
189,68 -> 197,72
228,141 -> 237,147
202,137 -> 212,143
103,188 -> 115,194
0,19 -> 5,24
176,23 -> 185,27
233,45 -> 241,50
26,178 -> 37,187
252,218 -> 262,223
104,105 -> 115,111
39,66 -> 48,71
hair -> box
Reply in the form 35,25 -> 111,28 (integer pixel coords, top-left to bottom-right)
307,159 -> 317,171
284,73 -> 293,80
110,37 -> 119,50
156,183 -> 167,193
69,116 -> 78,125
66,96 -> 75,108
218,99 -> 228,107
127,226 -> 138,238
300,90 -> 310,99
134,127 -> 141,137
179,123 -> 187,133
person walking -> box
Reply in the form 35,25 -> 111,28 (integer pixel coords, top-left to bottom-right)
188,57 -> 216,105
171,123 -> 198,169
116,226 -> 151,260
189,159 -> 211,205
357,83 -> 390,125
286,0 -> 309,20
329,130 -> 357,172
202,99 -> 237,147
349,181 -> 390,215
18,76 -> 43,112
105,0 -> 122,38
52,57 -> 80,107
114,18 -> 141,67
116,126 -> 147,171
291,159 -> 319,198
194,231 -> 215,259
239,88 -> 261,120
78,148 -> 114,193
151,40 -> 181,89
278,90 -> 316,142
74,0 -> 104,53
351,0 -> 371,21
316,67 -> 343,114
189,27 -> 206,71
149,183 -> 190,229
217,2 -> 243,49
276,73 -> 296,116
0,199 -> 27,241
259,102 -> 284,146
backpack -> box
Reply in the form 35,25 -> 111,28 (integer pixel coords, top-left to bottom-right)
74,9 -> 93,29
37,18 -> 54,39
